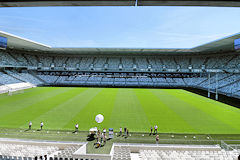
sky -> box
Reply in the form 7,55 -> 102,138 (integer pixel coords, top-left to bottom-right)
0,6 -> 240,48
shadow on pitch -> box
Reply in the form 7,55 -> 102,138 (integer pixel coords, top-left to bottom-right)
86,134 -> 95,141
24,129 -> 42,132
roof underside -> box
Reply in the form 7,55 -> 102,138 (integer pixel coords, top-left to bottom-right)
0,31 -> 51,51
1,0 -> 240,7
1,31 -> 239,55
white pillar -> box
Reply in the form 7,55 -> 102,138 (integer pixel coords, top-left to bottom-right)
215,73 -> 218,100
208,73 -> 210,98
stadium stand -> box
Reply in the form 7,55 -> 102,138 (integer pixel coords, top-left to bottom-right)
0,139 -> 239,160
138,149 -> 239,160
1,51 -> 240,71
111,143 -> 240,160
0,71 -> 22,84
1,49 -> 240,98
1,2 -> 240,160
52,146 -> 80,158
0,143 -> 59,157
0,139 -> 84,159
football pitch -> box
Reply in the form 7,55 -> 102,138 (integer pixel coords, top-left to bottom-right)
0,87 -> 240,134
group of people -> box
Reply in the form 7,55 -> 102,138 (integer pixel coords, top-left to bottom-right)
28,121 -> 79,132
94,128 -> 107,148
119,127 -> 129,137
150,125 -> 159,144
28,121 -> 44,130
34,155 -> 47,160
150,125 -> 158,135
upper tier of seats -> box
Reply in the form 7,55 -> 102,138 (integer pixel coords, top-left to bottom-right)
1,51 -> 240,71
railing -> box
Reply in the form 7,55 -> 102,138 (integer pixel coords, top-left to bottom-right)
1,64 -> 240,73
220,140 -> 235,151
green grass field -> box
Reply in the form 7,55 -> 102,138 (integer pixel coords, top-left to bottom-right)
0,87 -> 240,134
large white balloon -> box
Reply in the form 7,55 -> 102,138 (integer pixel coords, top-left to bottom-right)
95,114 -> 104,123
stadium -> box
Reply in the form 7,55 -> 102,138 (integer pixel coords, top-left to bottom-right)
0,0 -> 240,159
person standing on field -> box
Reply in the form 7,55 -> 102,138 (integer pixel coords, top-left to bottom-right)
103,128 -> 106,136
156,135 -> 159,144
100,132 -> 104,144
103,134 -> 106,146
29,121 -> 32,130
119,127 -> 122,136
150,126 -> 153,135
75,123 -> 79,132
154,125 -> 158,134
124,127 -> 127,136
97,130 -> 101,142
40,122 -> 44,130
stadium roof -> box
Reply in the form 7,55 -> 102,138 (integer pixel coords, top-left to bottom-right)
192,33 -> 240,53
1,31 -> 240,55
1,0 -> 240,7
0,31 -> 51,51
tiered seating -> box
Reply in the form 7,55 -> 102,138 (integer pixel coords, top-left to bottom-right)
191,56 -> 205,69
93,57 -> 106,68
37,75 -> 58,84
52,146 -> 79,158
114,78 -> 126,86
0,143 -> 58,157
38,55 -> 53,67
175,56 -> 189,69
1,50 -> 240,98
36,73 -> 240,98
54,57 -> 68,67
79,57 -> 93,69
148,58 -> 159,69
174,78 -> 186,86
122,57 -> 133,69
0,51 -> 19,66
8,53 -> 28,66
6,71 -> 43,85
73,76 -> 88,82
108,57 -> 120,69
138,149 -> 239,160
86,76 -> 102,85
112,146 -> 131,160
125,78 -> 138,86
183,77 -> 207,87
227,56 -> 240,69
55,76 -> 68,84
135,57 -> 148,69
112,143 -> 240,160
161,57 -> 176,69
23,54 -> 38,66
2,50 -> 240,70
101,77 -> 114,85
87,76 -> 102,81
66,57 -> 79,68
213,55 -> 234,69
0,72 -> 22,84
138,77 -> 152,86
